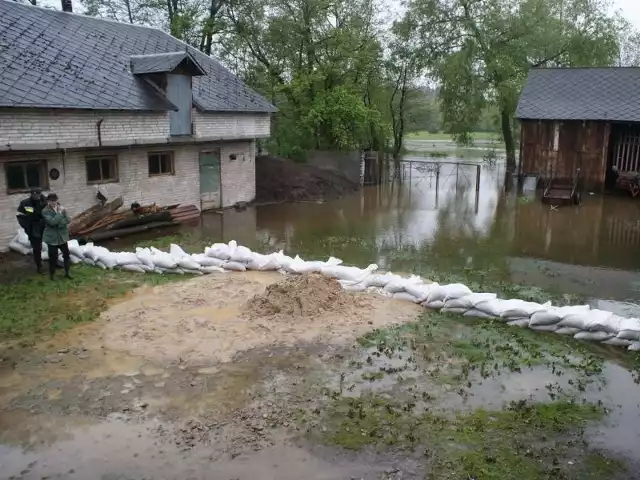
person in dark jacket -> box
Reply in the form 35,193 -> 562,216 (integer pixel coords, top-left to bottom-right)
42,193 -> 72,280
16,188 -> 46,273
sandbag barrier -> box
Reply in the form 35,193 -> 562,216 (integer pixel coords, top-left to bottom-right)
8,229 -> 640,352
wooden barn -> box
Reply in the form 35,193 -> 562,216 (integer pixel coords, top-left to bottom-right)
516,67 -> 640,195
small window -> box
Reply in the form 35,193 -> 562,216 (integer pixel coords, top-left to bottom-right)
148,152 -> 175,176
86,155 -> 118,184
5,160 -> 48,193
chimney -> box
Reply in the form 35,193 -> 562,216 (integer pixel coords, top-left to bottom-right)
61,0 -> 72,12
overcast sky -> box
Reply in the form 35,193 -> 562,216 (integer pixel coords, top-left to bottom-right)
614,0 -> 640,27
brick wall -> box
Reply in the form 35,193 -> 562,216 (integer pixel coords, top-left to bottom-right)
0,109 -> 271,150
0,109 -> 170,149
193,112 -> 270,139
220,141 -> 255,207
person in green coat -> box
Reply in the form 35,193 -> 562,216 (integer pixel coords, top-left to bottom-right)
42,193 -> 72,280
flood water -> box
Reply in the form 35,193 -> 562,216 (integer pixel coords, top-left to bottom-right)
118,147 -> 640,308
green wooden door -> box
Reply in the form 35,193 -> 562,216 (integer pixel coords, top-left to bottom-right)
199,150 -> 221,210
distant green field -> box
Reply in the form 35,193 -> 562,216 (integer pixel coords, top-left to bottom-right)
407,131 -> 499,141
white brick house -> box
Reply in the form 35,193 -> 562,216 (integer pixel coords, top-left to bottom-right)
0,1 -> 275,249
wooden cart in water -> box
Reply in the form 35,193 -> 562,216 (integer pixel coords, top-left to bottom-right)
542,169 -> 582,206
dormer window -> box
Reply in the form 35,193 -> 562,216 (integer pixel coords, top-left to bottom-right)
130,51 -> 206,137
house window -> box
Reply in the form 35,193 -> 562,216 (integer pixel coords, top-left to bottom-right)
552,122 -> 560,151
148,152 -> 175,176
86,155 -> 118,184
5,160 -> 48,193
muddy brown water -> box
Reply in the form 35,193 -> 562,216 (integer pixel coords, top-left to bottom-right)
3,147 -> 640,478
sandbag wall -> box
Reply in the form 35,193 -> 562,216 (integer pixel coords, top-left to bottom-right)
8,229 -> 640,352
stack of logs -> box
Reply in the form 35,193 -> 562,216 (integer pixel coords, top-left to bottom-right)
69,197 -> 200,242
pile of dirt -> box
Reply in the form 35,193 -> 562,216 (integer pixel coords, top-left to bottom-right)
244,274 -> 354,317
255,155 -> 359,203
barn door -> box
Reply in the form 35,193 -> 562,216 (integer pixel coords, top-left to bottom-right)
199,150 -> 221,210
167,74 -> 192,136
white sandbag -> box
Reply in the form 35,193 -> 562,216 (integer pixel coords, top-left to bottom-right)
473,298 -> 505,317
530,305 -> 589,327
222,261 -> 246,272
9,241 -> 31,255
67,239 -> 83,258
114,251 -> 143,266
201,265 -> 226,274
320,263 -> 377,283
393,292 -> 421,303
83,257 -> 96,266
70,254 -> 83,265
95,248 -> 118,269
507,318 -> 530,328
160,267 -> 184,274
556,327 -> 581,335
628,342 -> 640,352
192,254 -> 224,268
135,247 -> 155,268
120,264 -> 146,273
339,280 -> 367,292
16,228 -> 31,248
273,251 -> 294,271
95,260 -> 108,270
589,313 -> 624,334
205,243 -> 231,260
463,308 -> 497,319
499,299 -> 548,319
288,256 -> 342,275
363,274 -> 399,289
383,275 -> 423,294
41,246 -> 49,261
573,331 -> 613,342
425,283 -> 472,304
560,309 -> 612,331
227,240 -> 238,257
603,338 -> 632,347
246,252 -> 280,271
169,244 -> 189,259
138,264 -> 154,272
404,283 -> 435,303
150,249 -> 178,269
182,268 -> 204,276
178,258 -> 201,270
443,293 -> 497,310
617,318 -> 640,341
422,299 -> 444,310
529,324 -> 559,332
229,245 -> 254,264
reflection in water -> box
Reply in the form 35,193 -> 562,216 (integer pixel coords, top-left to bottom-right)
108,153 -> 640,303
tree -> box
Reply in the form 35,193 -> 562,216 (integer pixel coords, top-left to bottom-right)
403,0 -> 621,173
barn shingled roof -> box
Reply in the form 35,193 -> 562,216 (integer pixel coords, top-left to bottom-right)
0,0 -> 276,113
516,67 -> 640,122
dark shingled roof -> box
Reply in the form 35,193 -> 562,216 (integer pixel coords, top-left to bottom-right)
0,0 -> 276,113
130,52 -> 206,76
516,67 -> 640,122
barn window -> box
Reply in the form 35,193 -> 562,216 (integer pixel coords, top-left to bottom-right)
5,160 -> 48,193
552,122 -> 560,151
148,151 -> 175,176
86,155 -> 118,184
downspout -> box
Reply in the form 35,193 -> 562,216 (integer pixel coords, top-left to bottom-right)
96,118 -> 104,147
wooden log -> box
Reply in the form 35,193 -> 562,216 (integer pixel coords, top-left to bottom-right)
69,197 -> 124,236
83,221 -> 178,242
104,211 -> 173,230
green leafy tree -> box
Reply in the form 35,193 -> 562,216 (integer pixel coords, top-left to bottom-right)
403,0 -> 622,172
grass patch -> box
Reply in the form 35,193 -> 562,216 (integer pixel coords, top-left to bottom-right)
310,393 -> 616,479
0,264 -> 181,341
357,312 -> 604,393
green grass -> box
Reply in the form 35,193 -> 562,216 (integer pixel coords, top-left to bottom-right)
407,131 -> 499,141
0,263 -> 181,341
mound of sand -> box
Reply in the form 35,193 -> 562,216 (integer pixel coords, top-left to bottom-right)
99,272 -> 421,365
245,274 -> 355,318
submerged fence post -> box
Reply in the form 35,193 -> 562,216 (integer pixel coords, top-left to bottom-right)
475,164 -> 481,214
